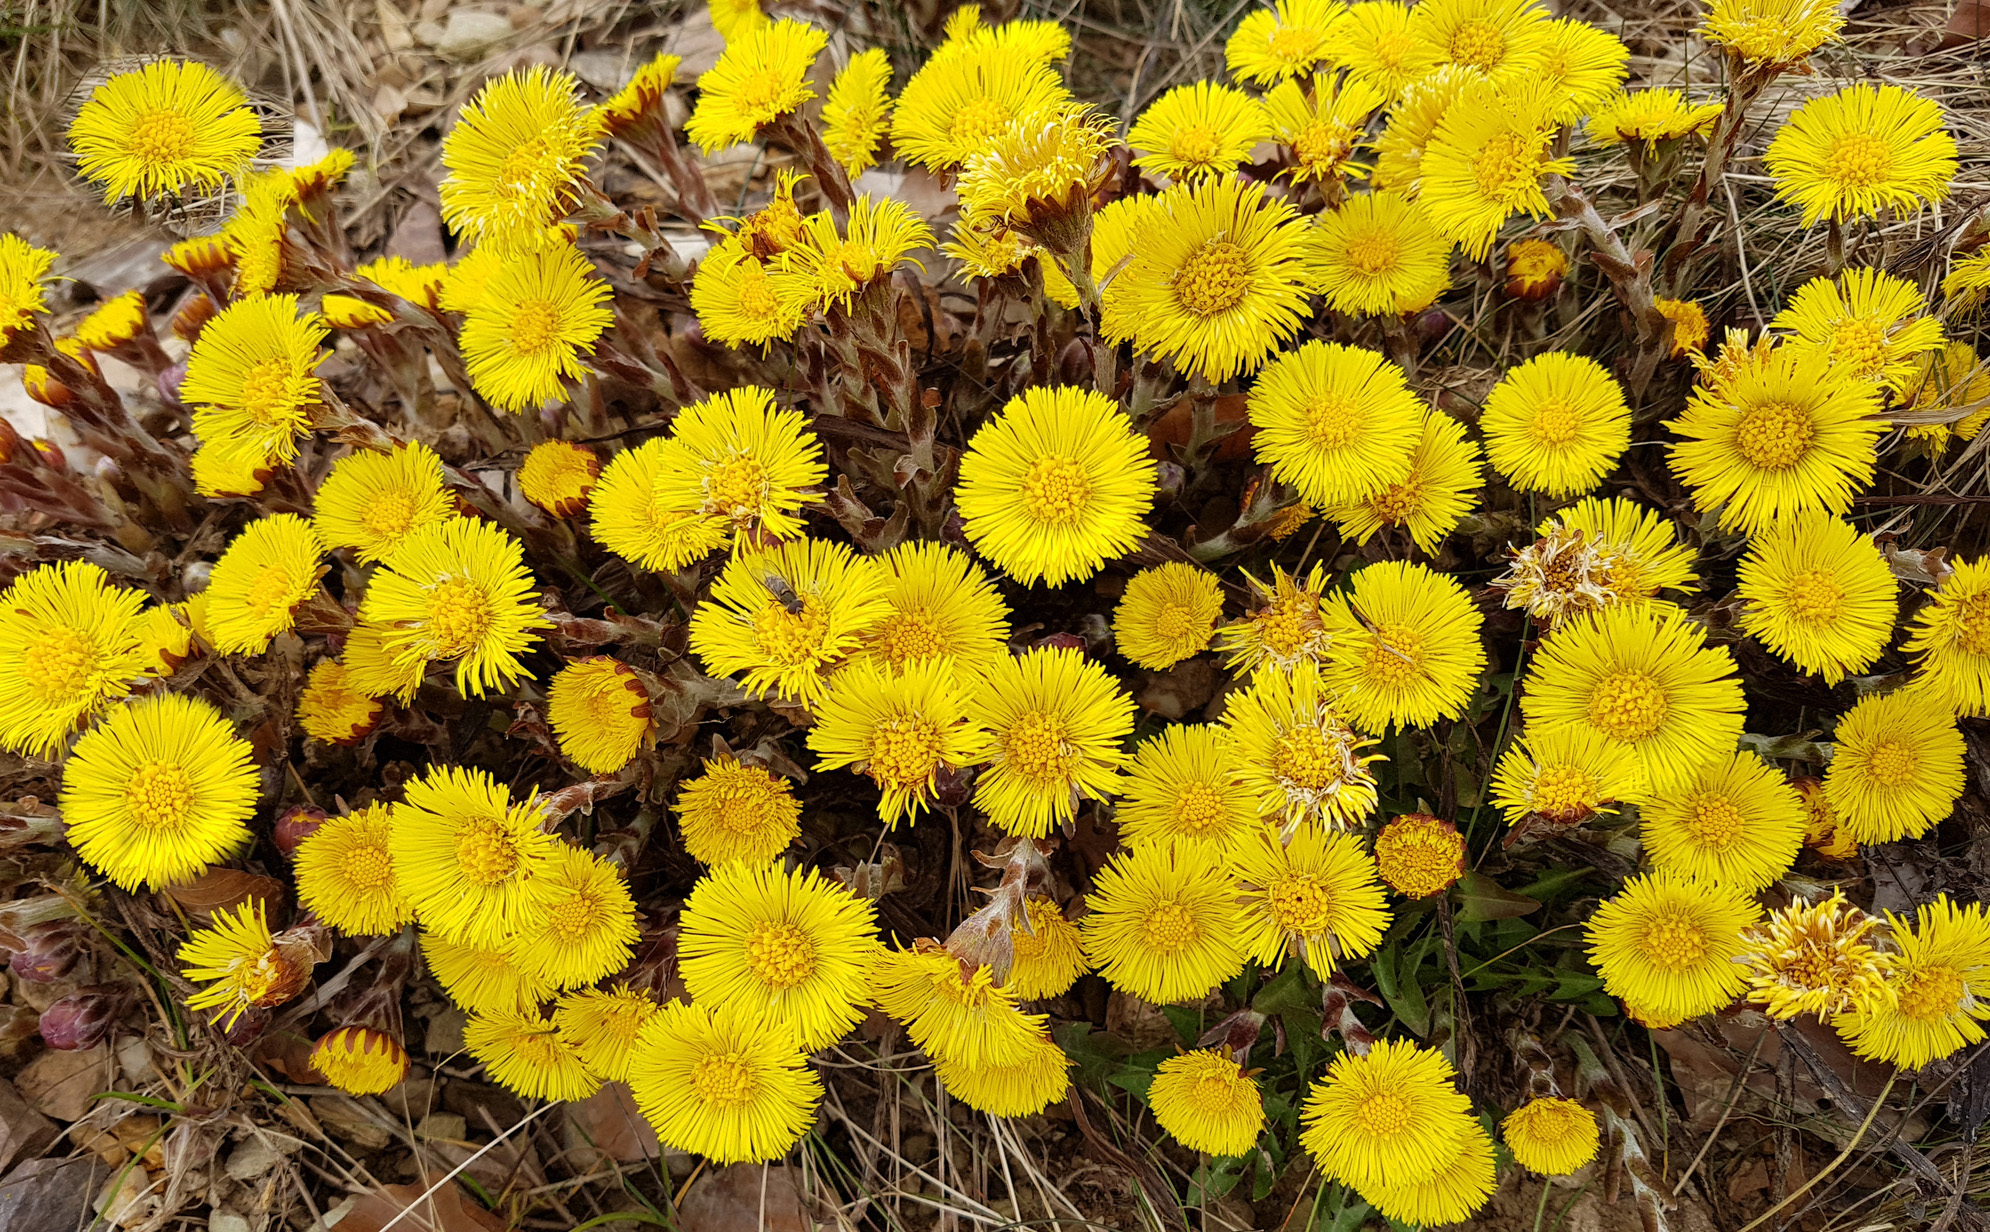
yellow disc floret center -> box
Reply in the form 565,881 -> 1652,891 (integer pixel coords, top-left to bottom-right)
23,625 -> 100,706
124,759 -> 195,830
950,98 -> 1015,148
1305,395 -> 1365,449
425,576 -> 495,657
868,718 -> 943,788
1828,317 -> 1890,378
1783,568 -> 1845,625
1897,964 -> 1964,1022
751,599 -> 829,666
507,300 -> 563,355
1140,900 -> 1201,953
1735,400 -> 1815,470
1587,670 -> 1669,741
1682,794 -> 1745,849
1175,240 -> 1252,317
1021,455 -> 1092,524
1472,132 -> 1536,204
1951,593 -> 1990,656
1529,398 -> 1583,446
1640,908 -> 1710,970
245,564 -> 300,620
744,920 -> 818,990
1004,711 -> 1075,784
1292,123 -> 1353,173
1449,20 -> 1507,69
1265,874 -> 1336,935
343,844 -> 395,891
1361,623 -> 1426,690
1531,763 -> 1596,818
127,108 -> 199,166
1268,25 -> 1323,63
1861,739 -> 1917,787
239,357 -> 303,425
1171,782 -> 1231,838
1825,132 -> 1895,189
1343,228 -> 1401,277
1353,1088 -> 1415,1138
1273,724 -> 1346,792
875,610 -> 947,666
454,817 -> 521,885
704,454 -> 767,516
1169,125 -> 1224,166
691,1051 -> 759,1108
361,490 -> 419,543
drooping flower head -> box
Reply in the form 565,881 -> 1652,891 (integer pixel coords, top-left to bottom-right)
674,755 -> 803,866
1080,844 -> 1249,1004
439,65 -> 603,250
0,561 -> 146,759
313,441 -> 456,564
1232,824 -> 1390,975
296,659 -> 384,746
352,518 -> 548,700
1127,81 -> 1273,184
1519,605 -> 1744,796
180,900 -> 313,1029
1822,688 -> 1966,844
67,59 -> 261,202
687,19 -> 829,153
1764,83 -> 1957,227
1587,869 -> 1761,1024
770,196 -> 934,318
294,804 -> 415,936
807,658 -> 990,825
1701,0 -> 1843,67
466,1007 -> 601,1102
311,1026 -> 411,1096
388,764 -> 560,947
461,243 -> 615,412
890,44 -> 1071,172
933,1031 -> 1073,1117
1322,559 -> 1487,730
1361,1120 -> 1498,1227
1372,812 -> 1468,898
0,234 -> 57,348
517,439 -> 601,518
1640,751 -> 1806,891
425,934 -> 557,1015
956,386 -> 1156,587
1588,89 -> 1724,147
60,692 -> 259,891
1221,663 -> 1385,830
599,53 -> 681,137
691,237 -> 806,350
1004,897 -> 1089,1000
588,439 -> 731,574
1739,891 -> 1896,1020
687,538 -> 891,707
1737,513 -> 1897,684
957,103 -> 1118,232
968,646 -> 1133,837
1149,1049 -> 1266,1157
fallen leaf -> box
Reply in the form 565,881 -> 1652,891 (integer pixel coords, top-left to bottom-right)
335,1181 -> 506,1232
677,1164 -> 808,1232
14,1044 -> 112,1121
162,868 -> 285,926
565,1082 -> 661,1163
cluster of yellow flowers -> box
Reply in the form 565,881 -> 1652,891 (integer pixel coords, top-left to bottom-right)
1,0 -> 1985,1221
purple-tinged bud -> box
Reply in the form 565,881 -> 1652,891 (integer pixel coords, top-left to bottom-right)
38,985 -> 121,1051
1417,309 -> 1451,343
1031,632 -> 1086,653
273,806 -> 328,859
10,922 -> 81,983
933,763 -> 974,810
224,1008 -> 269,1047
1153,460 -> 1185,501
156,361 -> 188,408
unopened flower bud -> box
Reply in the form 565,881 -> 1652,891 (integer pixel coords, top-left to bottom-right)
310,1025 -> 411,1095
10,922 -> 82,983
1373,813 -> 1467,899
1504,239 -> 1568,301
273,806 -> 328,858
39,985 -> 122,1051
156,361 -> 188,408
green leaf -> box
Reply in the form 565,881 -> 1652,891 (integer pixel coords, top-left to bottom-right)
1452,871 -> 1541,923
1253,962 -> 1316,1016
1106,1067 -> 1155,1102
1160,1004 -> 1206,1046
1188,1156 -> 1246,1203
1369,942 -> 1431,1036
1250,1149 -> 1279,1201
1314,1186 -> 1374,1232
1055,1023 -> 1131,1095
1512,866 -> 1593,904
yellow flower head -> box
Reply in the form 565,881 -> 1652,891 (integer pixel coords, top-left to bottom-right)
1127,81 -> 1273,184
679,860 -> 881,1052
135,601 -> 196,680
1247,341 -> 1419,507
1300,1037 -> 1475,1191
774,196 -> 933,321
1369,66 -> 1474,193
1407,0 -> 1553,81
1741,890 -> 1896,1020
352,518 -> 548,700
1765,83 -> 1957,227
653,385 -> 827,545
1307,191 -> 1452,316
181,900 -> 312,1029
1504,238 -> 1567,300
1105,177 -> 1313,382
1738,513 -> 1896,685
1796,774 -> 1859,859
461,243 -> 615,413
311,1026 -> 411,1096
1701,0 -> 1844,67
710,0 -> 767,41
689,537 -> 890,706
182,293 -> 327,473
1323,559 -> 1487,730
968,646 -> 1132,837
890,44 -> 1071,172
1533,18 -> 1629,124
203,514 -> 327,655
1666,337 -> 1884,535
518,439 -> 601,517
1482,351 -> 1630,498
320,294 -> 394,330
1222,663 -> 1384,829
511,844 -> 640,988
875,942 -> 1047,1066
627,1000 -> 821,1164
547,656 -> 653,773
1418,81 -> 1575,261
75,290 -> 149,351
691,236 -> 806,350
314,441 -> 455,564
1219,564 -> 1341,677
1945,252 -> 1990,314
357,256 -> 448,312
1116,725 -> 1260,855
1657,296 -> 1712,357
933,1032 -> 1072,1116
1490,723 -> 1635,825
861,541 -> 1011,675
1908,557 -> 1990,715
1520,605 -> 1743,796
1495,497 -> 1698,628
1823,688 -> 1965,844
599,53 -> 681,136
296,658 -> 384,746
425,933 -> 556,1015
67,59 -> 260,202
1372,812 -> 1468,898
675,755 -> 803,865
588,438 -> 730,573
1586,868 -> 1761,1024
957,386 -> 1156,587
1150,1049 -> 1266,1156
1503,1097 -> 1599,1175
1226,0 -> 1348,86
1900,343 -> 1990,447
466,1007 -> 601,1102
1587,89 -> 1724,147
554,984 -> 658,1082
1325,408 -> 1484,553
1114,563 -> 1223,670
0,234 -> 57,347
1265,72 -> 1385,185
1775,266 -> 1945,394
958,103 -> 1117,230
0,561 -> 146,759
808,658 -> 990,825
295,804 -> 414,935
440,244 -> 507,315
1005,896 -> 1089,1000
61,693 -> 256,890
1361,1120 -> 1498,1227
389,764 -> 560,947
1331,1 -> 1434,98
439,66 -> 603,251
1080,844 -> 1248,1004
686,19 -> 828,153
1642,750 -> 1806,891
821,48 -> 894,177
1233,824 -> 1390,975
1837,896 -> 1990,1070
